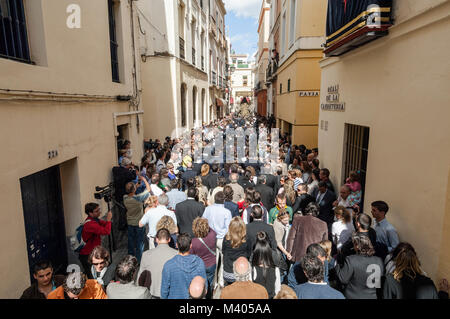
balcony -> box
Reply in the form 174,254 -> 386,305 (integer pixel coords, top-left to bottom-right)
179,37 -> 185,60
266,60 -> 278,82
209,16 -> 217,37
255,81 -> 262,91
192,47 -> 196,66
201,56 -> 205,71
324,2 -> 393,57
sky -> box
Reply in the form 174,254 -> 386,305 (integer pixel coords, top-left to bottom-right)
223,0 -> 261,61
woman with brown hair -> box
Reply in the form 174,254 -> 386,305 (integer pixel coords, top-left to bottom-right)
383,242 -> 439,299
335,233 -> 384,299
200,163 -> 210,186
195,175 -> 209,206
221,217 -> 253,285
238,186 -> 255,216
300,161 -> 312,184
88,246 -> 116,290
156,215 -> 178,249
190,217 -> 217,296
332,206 -> 355,250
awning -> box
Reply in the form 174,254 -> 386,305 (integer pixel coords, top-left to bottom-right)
216,98 -> 226,107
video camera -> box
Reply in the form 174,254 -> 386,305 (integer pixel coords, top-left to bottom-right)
94,183 -> 114,203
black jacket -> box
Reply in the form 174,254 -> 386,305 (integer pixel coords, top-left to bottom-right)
192,162 -> 203,175
383,273 -> 439,299
336,254 -> 384,299
316,190 -> 336,226
181,168 -> 198,190
112,166 -> 137,202
340,229 -> 378,258
255,184 -> 275,211
263,174 -> 278,191
292,193 -> 315,214
204,173 -> 220,191
175,199 -> 205,237
238,177 -> 255,190
20,275 -> 65,299
246,220 -> 277,251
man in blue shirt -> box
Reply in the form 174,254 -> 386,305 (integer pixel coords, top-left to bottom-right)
371,201 -> 400,259
295,255 -> 344,299
160,233 -> 206,299
166,179 -> 187,210
202,191 -> 232,288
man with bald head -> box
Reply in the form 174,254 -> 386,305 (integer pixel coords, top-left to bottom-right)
189,276 -> 207,299
226,173 -> 245,203
220,257 -> 268,299
333,185 -> 354,218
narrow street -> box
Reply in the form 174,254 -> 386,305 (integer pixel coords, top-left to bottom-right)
1,0 -> 449,307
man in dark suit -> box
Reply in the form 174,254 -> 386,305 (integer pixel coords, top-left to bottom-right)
181,162 -> 198,191
292,184 -> 315,214
246,205 -> 277,251
192,161 -> 203,176
174,187 -> 205,237
112,157 -> 137,230
319,168 -> 335,194
315,181 -> 336,235
204,163 -> 220,191
238,169 -> 255,190
255,175 -> 275,212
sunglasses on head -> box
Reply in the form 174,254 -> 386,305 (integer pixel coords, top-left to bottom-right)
92,261 -> 106,266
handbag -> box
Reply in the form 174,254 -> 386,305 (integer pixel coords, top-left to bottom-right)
198,238 -> 216,256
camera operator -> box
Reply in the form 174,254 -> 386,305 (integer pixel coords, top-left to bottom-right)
124,176 -> 152,263
79,203 -> 112,278
112,157 -> 138,230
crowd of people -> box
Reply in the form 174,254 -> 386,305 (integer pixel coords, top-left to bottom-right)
20,112 -> 449,300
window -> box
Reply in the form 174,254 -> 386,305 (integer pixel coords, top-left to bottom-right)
0,0 -> 30,63
181,84 -> 187,127
288,79 -> 291,92
289,0 -> 296,45
342,124 -> 370,209
280,83 -> 282,94
193,86 -> 197,125
108,0 -> 119,82
281,12 -> 286,55
191,21 -> 196,65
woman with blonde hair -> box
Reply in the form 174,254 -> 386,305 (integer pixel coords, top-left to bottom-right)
222,217 -> 252,285
144,195 -> 159,210
332,206 -> 355,250
156,215 -> 178,249
383,242 -> 439,299
283,179 -> 296,207
195,175 -> 209,205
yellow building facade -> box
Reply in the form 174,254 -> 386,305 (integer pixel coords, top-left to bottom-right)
0,0 -> 144,298
275,0 -> 327,147
318,0 -> 450,283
